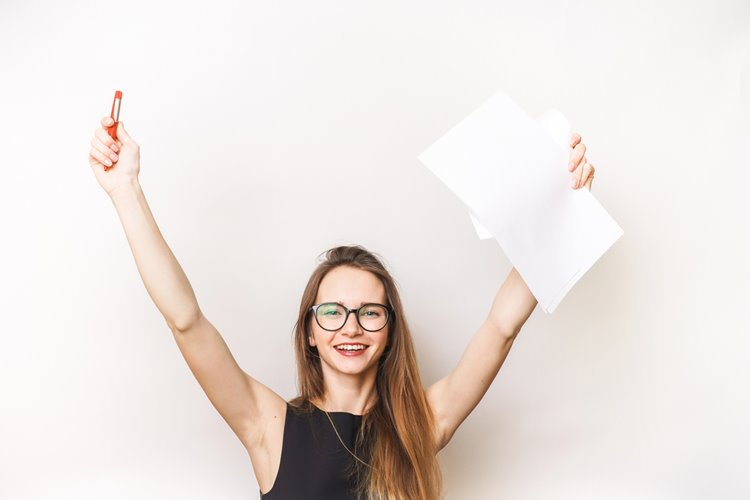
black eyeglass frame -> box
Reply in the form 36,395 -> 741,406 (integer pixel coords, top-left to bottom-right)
310,302 -> 393,332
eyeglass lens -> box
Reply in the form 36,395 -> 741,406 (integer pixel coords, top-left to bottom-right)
316,303 -> 388,331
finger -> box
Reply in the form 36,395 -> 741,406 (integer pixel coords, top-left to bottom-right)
569,132 -> 581,149
95,127 -> 120,153
583,169 -> 595,191
99,116 -> 125,149
114,120 -> 133,144
578,160 -> 594,190
89,145 -> 114,167
568,142 -> 586,172
90,135 -> 119,163
570,156 -> 587,189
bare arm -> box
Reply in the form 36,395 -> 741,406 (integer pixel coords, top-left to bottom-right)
426,267 -> 536,450
109,182 -> 200,330
109,181 -> 286,448
90,118 -> 284,451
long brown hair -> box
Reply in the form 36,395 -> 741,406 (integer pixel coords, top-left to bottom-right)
289,245 -> 442,499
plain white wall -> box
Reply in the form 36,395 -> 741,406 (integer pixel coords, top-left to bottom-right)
1,0 -> 748,498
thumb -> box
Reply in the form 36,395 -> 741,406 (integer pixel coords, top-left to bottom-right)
114,120 -> 133,144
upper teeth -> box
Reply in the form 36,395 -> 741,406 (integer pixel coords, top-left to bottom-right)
336,344 -> 366,351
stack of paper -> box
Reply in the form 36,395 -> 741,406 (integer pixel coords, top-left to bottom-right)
418,91 -> 623,313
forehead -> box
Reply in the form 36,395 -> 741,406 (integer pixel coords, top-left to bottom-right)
316,266 -> 386,305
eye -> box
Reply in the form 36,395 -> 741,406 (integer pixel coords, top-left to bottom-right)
319,305 -> 342,316
360,305 -> 383,317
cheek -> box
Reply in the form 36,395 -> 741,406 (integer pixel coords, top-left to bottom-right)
309,325 -> 330,347
377,330 -> 391,351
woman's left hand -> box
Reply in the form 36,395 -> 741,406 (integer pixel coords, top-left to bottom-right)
568,133 -> 595,191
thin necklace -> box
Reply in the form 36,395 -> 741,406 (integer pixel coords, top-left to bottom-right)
321,407 -> 375,470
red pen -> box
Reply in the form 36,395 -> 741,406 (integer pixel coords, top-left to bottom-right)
105,90 -> 122,171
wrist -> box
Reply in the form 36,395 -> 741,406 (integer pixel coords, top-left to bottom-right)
108,180 -> 142,203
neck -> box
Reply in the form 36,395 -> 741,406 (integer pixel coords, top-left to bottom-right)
313,363 -> 379,415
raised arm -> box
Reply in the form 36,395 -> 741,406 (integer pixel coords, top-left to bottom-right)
426,132 -> 596,451
426,268 -> 536,450
107,179 -> 200,330
88,116 -> 285,450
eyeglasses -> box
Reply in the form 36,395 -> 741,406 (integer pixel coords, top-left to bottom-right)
310,302 -> 392,332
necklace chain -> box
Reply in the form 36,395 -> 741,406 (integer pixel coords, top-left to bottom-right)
321,407 -> 375,470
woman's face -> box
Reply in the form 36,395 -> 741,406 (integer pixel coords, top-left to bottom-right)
309,265 -> 390,378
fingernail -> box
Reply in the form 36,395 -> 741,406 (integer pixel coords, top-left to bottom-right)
110,144 -> 119,153
570,178 -> 577,188
105,159 -> 112,166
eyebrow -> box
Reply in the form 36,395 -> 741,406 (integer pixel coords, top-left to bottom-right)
326,301 -> 377,306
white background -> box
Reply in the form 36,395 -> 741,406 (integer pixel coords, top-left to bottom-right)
1,1 -> 748,498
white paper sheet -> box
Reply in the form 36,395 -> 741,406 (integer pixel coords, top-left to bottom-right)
469,107 -> 574,240
418,90 -> 623,313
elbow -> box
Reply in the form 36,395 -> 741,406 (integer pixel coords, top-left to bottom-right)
503,325 -> 521,341
167,309 -> 203,333
487,316 -> 520,341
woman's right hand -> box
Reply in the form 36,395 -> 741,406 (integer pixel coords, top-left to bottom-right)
88,116 -> 141,197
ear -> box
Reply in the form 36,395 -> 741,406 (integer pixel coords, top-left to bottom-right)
308,335 -> 316,347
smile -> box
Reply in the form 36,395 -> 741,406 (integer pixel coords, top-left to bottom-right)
334,344 -> 369,356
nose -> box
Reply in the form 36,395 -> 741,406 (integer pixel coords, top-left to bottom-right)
341,310 -> 363,335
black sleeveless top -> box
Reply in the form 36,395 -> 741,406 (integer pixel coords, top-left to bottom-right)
260,401 -> 364,500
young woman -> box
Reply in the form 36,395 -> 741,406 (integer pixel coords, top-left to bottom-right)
88,115 -> 595,500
